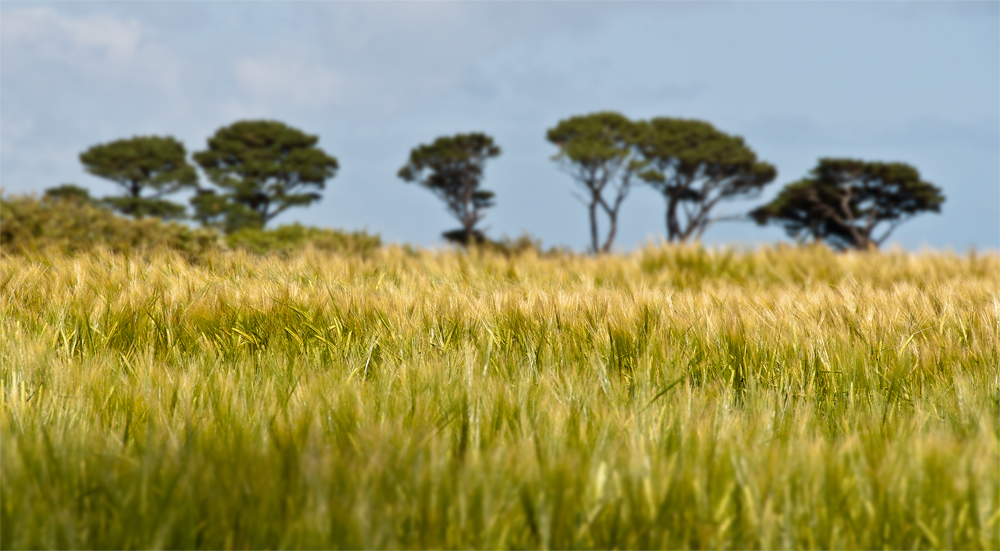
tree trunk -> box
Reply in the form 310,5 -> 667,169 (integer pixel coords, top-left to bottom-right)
602,209 -> 618,253
129,180 -> 143,219
589,196 -> 600,254
463,178 -> 475,246
855,234 -> 875,251
665,193 -> 681,242
260,200 -> 271,229
463,217 -> 476,246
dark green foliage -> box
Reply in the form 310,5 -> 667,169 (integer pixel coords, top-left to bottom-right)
79,135 -> 197,219
0,194 -> 379,259
546,112 -> 645,254
480,233 -> 566,258
751,158 -> 945,250
441,228 -> 488,246
0,193 -> 218,258
398,133 -> 501,246
225,223 -> 381,256
635,118 -> 776,242
101,196 -> 189,220
189,188 -> 261,234
43,184 -> 96,205
193,120 -> 339,231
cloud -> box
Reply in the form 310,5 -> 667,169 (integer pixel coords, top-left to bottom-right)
1,7 -> 144,63
1,5 -> 185,110
234,54 -> 348,110
0,6 -> 196,195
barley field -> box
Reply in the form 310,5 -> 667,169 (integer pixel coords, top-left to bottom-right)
1,245 -> 997,549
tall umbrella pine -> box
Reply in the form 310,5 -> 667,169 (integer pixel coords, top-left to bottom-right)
634,118 -> 776,242
546,112 -> 645,254
398,133 -> 501,246
192,121 -> 339,232
79,135 -> 198,219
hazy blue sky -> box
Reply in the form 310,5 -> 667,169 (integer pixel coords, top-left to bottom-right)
2,1 -> 997,251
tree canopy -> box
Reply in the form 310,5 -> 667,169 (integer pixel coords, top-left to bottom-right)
634,118 -> 776,242
188,189 -> 261,234
65,115 -> 949,253
43,184 -> 96,205
79,135 -> 197,219
398,132 -> 501,246
750,158 -> 945,250
547,112 -> 644,254
192,120 -> 338,231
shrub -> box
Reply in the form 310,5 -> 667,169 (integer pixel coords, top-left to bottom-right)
224,223 -> 381,256
445,232 -> 569,258
0,193 -> 219,258
478,233 -> 568,258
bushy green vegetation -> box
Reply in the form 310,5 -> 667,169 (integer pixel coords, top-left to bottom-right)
1,245 -> 997,549
225,223 -> 381,256
72,114 -> 945,252
1,195 -> 381,260
0,194 -> 218,259
192,120 -> 339,231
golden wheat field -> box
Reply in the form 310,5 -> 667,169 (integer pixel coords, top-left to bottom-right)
1,244 -> 998,549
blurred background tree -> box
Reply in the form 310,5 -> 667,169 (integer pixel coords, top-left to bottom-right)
189,188 -> 261,235
20,115 -> 951,255
547,112 -> 645,254
635,118 -> 776,243
192,120 -> 339,233
79,135 -> 198,220
43,184 -> 97,206
750,158 -> 944,250
398,132 -> 501,246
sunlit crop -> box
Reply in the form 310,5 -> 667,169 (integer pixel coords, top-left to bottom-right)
2,244 -> 997,549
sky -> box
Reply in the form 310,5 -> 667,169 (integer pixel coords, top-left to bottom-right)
2,1 -> 997,252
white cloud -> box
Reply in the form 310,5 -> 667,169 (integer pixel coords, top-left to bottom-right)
1,7 -> 144,62
234,55 -> 347,110
1,7 -> 191,130
0,5 -> 186,108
